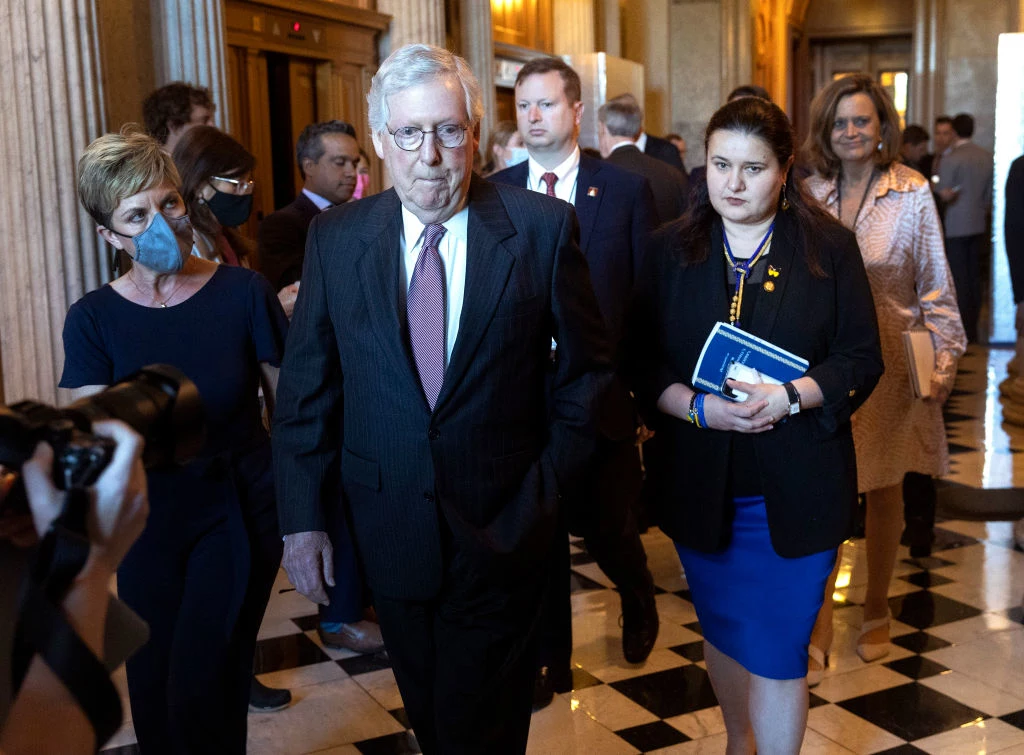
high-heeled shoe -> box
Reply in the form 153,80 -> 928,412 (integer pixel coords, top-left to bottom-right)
856,614 -> 891,662
807,644 -> 830,687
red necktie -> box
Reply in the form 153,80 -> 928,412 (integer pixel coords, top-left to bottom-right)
541,172 -> 558,197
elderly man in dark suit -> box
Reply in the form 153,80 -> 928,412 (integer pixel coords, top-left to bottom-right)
598,98 -> 689,225
607,93 -> 685,173
257,120 -> 362,294
490,56 -> 659,708
273,44 -> 611,754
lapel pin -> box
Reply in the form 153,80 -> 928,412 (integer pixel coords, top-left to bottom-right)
587,186 -> 599,197
763,280 -> 775,293
768,265 -> 780,278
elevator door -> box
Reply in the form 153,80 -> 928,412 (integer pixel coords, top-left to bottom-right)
810,36 -> 913,127
266,53 -> 320,211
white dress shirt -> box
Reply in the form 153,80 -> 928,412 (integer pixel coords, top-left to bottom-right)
400,205 -> 468,366
527,146 -> 581,205
634,132 -> 649,152
302,188 -> 333,211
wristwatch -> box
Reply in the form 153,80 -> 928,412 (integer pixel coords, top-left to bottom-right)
782,381 -> 801,415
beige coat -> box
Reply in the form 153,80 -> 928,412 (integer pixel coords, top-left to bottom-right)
806,163 -> 967,492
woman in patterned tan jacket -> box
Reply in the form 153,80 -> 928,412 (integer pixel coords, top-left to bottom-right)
802,74 -> 966,684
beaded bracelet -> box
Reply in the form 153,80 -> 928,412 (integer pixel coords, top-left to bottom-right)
696,392 -> 708,428
687,392 -> 702,428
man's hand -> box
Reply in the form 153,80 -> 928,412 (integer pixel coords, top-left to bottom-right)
283,531 -> 334,605
924,378 -> 951,406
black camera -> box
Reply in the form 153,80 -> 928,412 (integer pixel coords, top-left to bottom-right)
0,364 -> 205,497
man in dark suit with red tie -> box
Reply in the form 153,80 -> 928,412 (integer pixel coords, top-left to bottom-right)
490,56 -> 660,708
273,44 -> 611,754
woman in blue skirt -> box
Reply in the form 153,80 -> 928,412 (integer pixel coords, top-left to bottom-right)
624,98 -> 883,753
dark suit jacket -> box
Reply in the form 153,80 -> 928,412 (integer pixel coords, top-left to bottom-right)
605,144 -> 689,225
643,133 -> 685,173
257,192 -> 320,290
489,153 -> 656,351
1006,155 -> 1024,303
490,154 -> 657,442
623,209 -> 884,558
273,176 -> 612,600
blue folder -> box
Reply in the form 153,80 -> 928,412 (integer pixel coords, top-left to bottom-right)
692,322 -> 809,402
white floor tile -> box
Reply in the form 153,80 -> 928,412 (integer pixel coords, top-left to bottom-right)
805,704 -> 906,754
912,718 -> 1024,754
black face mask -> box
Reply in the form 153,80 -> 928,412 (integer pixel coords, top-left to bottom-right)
205,189 -> 253,227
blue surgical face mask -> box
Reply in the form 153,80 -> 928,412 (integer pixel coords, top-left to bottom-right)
506,147 -> 530,167
117,213 -> 192,274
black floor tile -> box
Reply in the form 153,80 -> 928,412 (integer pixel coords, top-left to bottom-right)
946,442 -> 978,455
1006,606 -> 1024,624
570,551 -> 597,566
668,641 -> 704,662
291,613 -> 320,631
891,631 -> 952,654
354,731 -> 421,754
1001,709 -> 1024,730
883,656 -> 949,680
571,666 -> 603,691
838,683 -> 986,741
899,571 -> 954,588
888,591 -> 982,630
873,746 -> 928,754
389,707 -> 411,729
254,632 -> 330,673
673,588 -> 693,602
610,665 -> 718,719
808,692 -> 829,709
942,411 -> 975,423
684,621 -> 703,636
614,721 -> 690,751
569,572 -> 606,593
338,652 -> 392,676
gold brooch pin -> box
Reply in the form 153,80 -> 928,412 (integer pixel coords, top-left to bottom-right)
763,281 -> 775,292
768,265 -> 780,278
587,186 -> 599,197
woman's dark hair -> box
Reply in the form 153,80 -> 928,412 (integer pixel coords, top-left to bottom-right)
172,126 -> 256,259
671,97 -> 833,277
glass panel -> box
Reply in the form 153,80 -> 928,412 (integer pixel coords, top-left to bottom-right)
879,70 -> 908,130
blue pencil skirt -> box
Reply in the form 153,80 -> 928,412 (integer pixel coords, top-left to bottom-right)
674,496 -> 837,680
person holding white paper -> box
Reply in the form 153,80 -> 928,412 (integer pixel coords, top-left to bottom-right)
625,97 -> 883,755
804,75 -> 966,676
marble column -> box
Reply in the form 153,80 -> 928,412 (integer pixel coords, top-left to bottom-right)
150,0 -> 230,131
0,0 -> 107,404
377,0 -> 446,55
460,0 -> 497,146
553,0 -> 596,57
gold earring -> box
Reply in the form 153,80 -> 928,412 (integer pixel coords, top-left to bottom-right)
780,182 -> 790,211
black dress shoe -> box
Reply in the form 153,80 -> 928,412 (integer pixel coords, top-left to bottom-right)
249,676 -> 291,713
532,666 -> 556,711
621,589 -> 659,664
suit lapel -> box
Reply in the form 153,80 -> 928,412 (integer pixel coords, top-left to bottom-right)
354,191 -> 423,400
573,154 -> 604,254
746,212 -> 798,342
435,177 -> 516,413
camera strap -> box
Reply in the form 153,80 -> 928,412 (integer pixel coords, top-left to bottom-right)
10,486 -> 123,747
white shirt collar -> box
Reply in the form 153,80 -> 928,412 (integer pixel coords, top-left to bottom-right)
401,204 -> 469,251
527,145 -> 581,190
635,132 -> 649,152
302,188 -> 333,211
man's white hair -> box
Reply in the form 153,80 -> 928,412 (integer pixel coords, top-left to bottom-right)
367,44 -> 483,135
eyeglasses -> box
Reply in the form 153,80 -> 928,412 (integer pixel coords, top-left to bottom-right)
210,175 -> 256,195
386,124 -> 468,151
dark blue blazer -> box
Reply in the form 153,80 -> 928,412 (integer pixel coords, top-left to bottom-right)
489,153 -> 657,351
273,176 -> 612,600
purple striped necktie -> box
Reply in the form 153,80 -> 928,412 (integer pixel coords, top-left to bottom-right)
408,223 -> 447,410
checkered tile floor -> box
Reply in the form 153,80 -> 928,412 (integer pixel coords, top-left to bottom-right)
101,347 -> 1024,754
